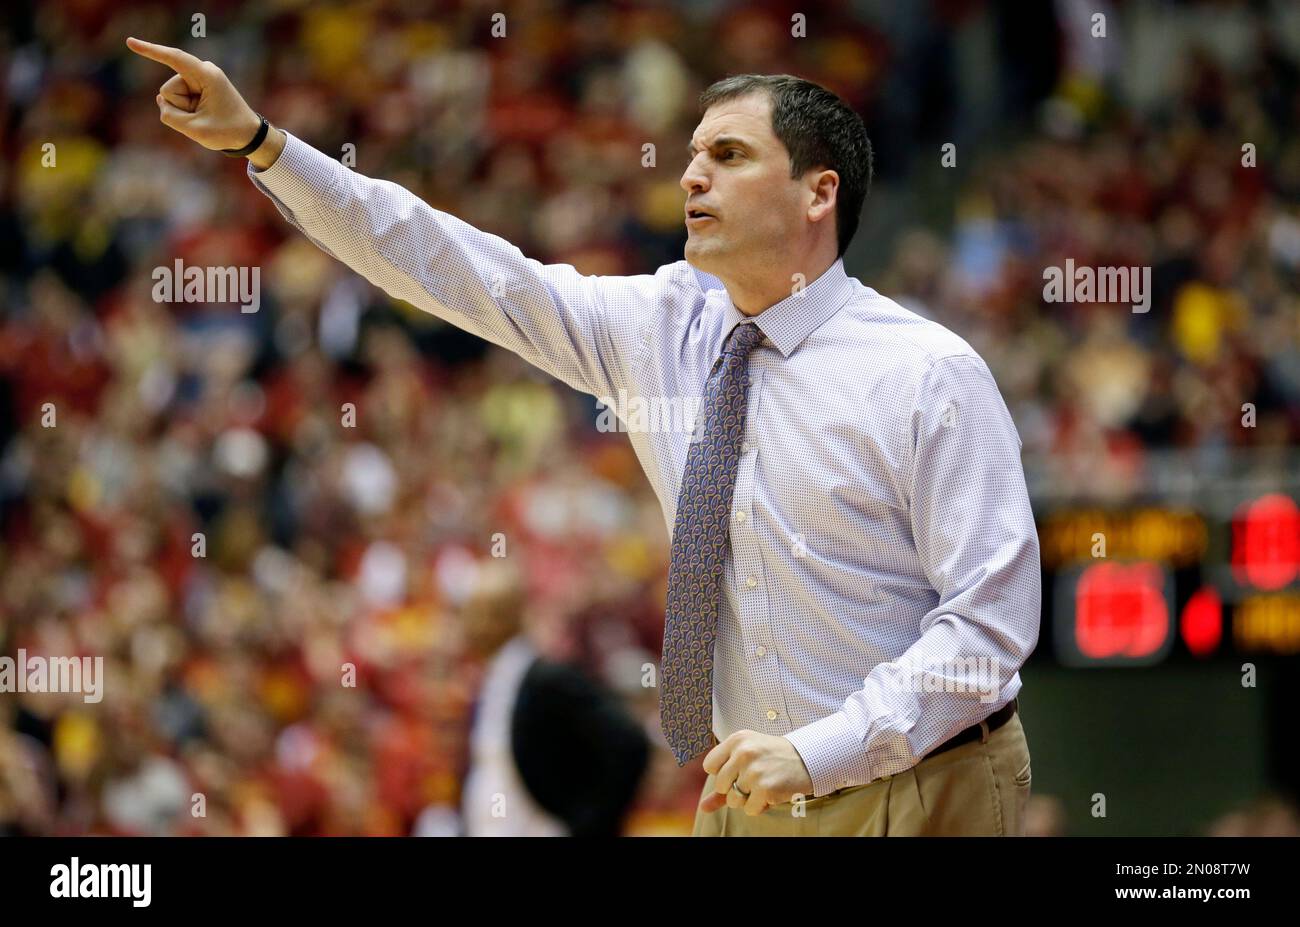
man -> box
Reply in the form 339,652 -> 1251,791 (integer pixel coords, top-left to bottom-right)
458,561 -> 649,837
127,36 -> 1040,836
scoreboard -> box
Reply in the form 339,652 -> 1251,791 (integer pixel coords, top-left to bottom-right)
1039,493 -> 1300,666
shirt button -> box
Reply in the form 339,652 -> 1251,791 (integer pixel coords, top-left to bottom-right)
742,441 -> 753,453
745,576 -> 757,588
766,709 -> 778,721
735,511 -> 747,524
755,645 -> 766,657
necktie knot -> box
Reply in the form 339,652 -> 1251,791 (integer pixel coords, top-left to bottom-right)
721,321 -> 765,360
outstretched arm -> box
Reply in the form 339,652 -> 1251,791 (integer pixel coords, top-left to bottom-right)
126,37 -> 676,400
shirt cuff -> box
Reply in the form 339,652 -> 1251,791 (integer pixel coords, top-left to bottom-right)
245,131 -> 342,213
783,711 -> 875,798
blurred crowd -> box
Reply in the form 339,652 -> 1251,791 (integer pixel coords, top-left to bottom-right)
1,0 -> 1298,835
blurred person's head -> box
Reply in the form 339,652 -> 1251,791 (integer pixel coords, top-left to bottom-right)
460,560 -> 526,660
1025,794 -> 1067,837
1208,796 -> 1300,836
681,75 -> 872,313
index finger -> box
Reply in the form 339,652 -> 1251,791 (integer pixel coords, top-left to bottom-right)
701,732 -> 736,775
125,37 -> 204,80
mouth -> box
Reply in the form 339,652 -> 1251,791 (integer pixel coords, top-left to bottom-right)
685,207 -> 718,227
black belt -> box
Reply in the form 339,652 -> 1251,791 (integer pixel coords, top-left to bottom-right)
923,697 -> 1018,761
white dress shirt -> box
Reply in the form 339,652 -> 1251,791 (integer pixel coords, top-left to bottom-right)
248,132 -> 1041,797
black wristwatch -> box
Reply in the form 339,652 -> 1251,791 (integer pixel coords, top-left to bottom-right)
222,114 -> 270,158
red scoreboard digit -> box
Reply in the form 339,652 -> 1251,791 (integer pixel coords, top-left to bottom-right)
1054,560 -> 1175,666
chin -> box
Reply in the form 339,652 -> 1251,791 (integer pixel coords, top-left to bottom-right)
684,239 -> 723,274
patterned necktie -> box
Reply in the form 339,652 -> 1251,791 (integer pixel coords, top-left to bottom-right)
661,320 -> 767,765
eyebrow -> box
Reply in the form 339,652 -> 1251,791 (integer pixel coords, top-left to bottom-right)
685,136 -> 750,159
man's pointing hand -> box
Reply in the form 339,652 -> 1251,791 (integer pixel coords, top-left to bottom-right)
125,37 -> 266,154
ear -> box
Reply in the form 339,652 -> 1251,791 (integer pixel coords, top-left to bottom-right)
807,168 -> 839,224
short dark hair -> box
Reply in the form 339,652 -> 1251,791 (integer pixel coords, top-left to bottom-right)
698,74 -> 873,258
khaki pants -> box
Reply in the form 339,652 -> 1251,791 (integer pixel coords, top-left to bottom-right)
692,711 -> 1032,836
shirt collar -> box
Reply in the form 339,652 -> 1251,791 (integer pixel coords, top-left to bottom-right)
717,259 -> 855,359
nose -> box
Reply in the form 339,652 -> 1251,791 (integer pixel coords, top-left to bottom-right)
680,152 -> 710,195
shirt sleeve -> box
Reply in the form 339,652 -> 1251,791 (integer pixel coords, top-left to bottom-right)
247,131 -> 672,399
783,352 -> 1042,796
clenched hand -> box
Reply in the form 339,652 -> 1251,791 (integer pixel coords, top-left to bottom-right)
700,730 -> 816,816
